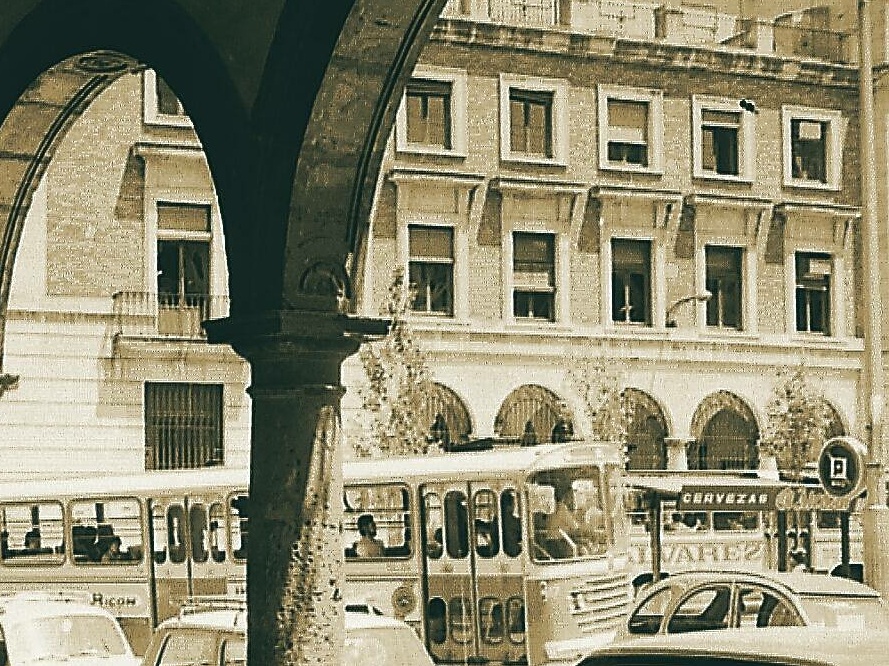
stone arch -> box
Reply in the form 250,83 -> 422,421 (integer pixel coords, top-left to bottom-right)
421,382 -> 473,447
623,388 -> 668,470
690,390 -> 760,470
494,384 -> 572,445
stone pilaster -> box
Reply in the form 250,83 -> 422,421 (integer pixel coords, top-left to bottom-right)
206,309 -> 386,666
664,437 -> 691,471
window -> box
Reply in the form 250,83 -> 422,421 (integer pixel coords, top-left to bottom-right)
70,499 -> 142,565
693,96 -> 754,180
611,239 -> 651,325
342,484 -> 411,559
405,79 -> 452,148
156,203 -> 212,336
705,246 -> 742,329
509,89 -> 553,157
144,382 -> 224,470
500,74 -> 567,164
783,106 -> 843,189
795,252 -> 831,334
0,502 -> 64,562
143,69 -> 192,127
408,225 -> 454,315
512,232 -> 555,322
599,86 -> 663,172
396,67 -> 466,155
229,494 -> 249,561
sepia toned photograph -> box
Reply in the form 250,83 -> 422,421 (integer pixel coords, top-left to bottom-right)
0,0 -> 884,664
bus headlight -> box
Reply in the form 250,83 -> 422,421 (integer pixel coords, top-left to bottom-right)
392,585 -> 416,618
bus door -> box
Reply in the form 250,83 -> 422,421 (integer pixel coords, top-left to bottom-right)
420,483 -> 526,664
183,495 -> 229,598
149,497 -> 191,623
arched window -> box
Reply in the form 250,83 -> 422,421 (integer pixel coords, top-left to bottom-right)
691,391 -> 759,470
421,383 -> 472,446
623,388 -> 667,470
494,385 -> 571,444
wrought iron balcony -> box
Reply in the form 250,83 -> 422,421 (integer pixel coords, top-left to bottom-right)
112,291 -> 230,340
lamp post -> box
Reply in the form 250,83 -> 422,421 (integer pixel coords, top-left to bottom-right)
665,291 -> 712,328
857,0 -> 889,598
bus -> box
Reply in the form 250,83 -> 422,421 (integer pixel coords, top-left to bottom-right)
0,467 -> 249,654
0,439 -> 632,665
342,440 -> 632,666
624,471 -> 864,590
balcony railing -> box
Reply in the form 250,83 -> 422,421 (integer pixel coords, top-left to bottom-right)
112,291 -> 230,340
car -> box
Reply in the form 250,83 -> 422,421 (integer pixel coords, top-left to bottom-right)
576,626 -> 889,666
620,570 -> 889,639
0,591 -> 139,665
140,597 -> 435,666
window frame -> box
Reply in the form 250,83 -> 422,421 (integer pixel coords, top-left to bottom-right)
782,105 -> 843,191
143,69 -> 193,129
511,230 -> 557,323
144,382 -> 225,470
610,237 -> 652,327
705,245 -> 744,331
396,66 -> 467,157
500,74 -> 568,166
598,85 -> 664,174
692,95 -> 755,182
793,250 -> 833,336
407,224 -> 455,317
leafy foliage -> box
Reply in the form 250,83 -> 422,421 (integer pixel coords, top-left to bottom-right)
565,357 -> 634,454
352,270 -> 434,458
760,364 -> 834,476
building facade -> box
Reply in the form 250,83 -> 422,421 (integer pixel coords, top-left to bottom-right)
346,0 -> 869,472
0,70 -> 250,479
0,0 -> 882,478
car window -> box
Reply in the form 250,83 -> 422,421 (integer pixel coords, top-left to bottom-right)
628,587 -> 672,635
156,629 -> 217,666
666,585 -> 731,634
737,586 -> 802,628
799,595 -> 889,630
221,636 -> 246,666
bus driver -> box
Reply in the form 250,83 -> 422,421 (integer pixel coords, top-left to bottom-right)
537,481 -> 605,558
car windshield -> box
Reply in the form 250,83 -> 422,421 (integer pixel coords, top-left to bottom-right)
799,595 -> 889,631
343,625 -> 432,666
9,614 -> 130,662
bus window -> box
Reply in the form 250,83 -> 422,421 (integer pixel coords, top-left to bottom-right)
0,502 -> 64,562
167,505 -> 187,564
427,597 -> 447,644
70,499 -> 141,564
473,489 -> 499,558
423,492 -> 443,559
343,484 -> 411,559
444,491 -> 469,559
190,504 -> 209,564
229,494 -> 248,561
713,511 -> 759,531
530,467 -> 607,561
209,502 -> 227,562
479,597 -> 504,644
151,504 -> 167,563
449,596 -> 472,644
507,596 -> 525,644
500,489 -> 521,558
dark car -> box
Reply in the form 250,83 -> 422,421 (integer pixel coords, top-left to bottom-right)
620,570 -> 889,638
577,626 -> 889,666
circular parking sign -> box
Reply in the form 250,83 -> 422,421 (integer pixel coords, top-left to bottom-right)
818,436 -> 867,499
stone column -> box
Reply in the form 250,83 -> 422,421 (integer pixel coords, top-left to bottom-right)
664,437 -> 690,471
206,309 -> 386,666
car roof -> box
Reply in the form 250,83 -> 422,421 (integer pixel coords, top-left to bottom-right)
0,592 -> 121,620
158,605 -> 408,634
585,627 -> 889,665
641,571 -> 880,598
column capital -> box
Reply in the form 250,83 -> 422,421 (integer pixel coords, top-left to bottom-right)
204,308 -> 388,388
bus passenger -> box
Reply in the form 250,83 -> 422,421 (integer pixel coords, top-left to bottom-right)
101,536 -> 125,563
354,514 -> 385,558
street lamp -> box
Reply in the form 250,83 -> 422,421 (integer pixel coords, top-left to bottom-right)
665,291 -> 712,328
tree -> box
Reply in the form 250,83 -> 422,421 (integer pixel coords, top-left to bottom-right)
352,270 -> 435,458
760,364 -> 835,478
564,357 -> 634,458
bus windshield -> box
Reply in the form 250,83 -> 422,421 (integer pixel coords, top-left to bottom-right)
528,465 -> 609,562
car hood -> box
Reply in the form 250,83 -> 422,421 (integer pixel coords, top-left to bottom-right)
17,655 -> 140,666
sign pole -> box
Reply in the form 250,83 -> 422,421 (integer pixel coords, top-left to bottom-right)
858,0 -> 889,599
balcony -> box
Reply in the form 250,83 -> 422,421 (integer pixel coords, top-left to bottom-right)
112,291 -> 230,340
